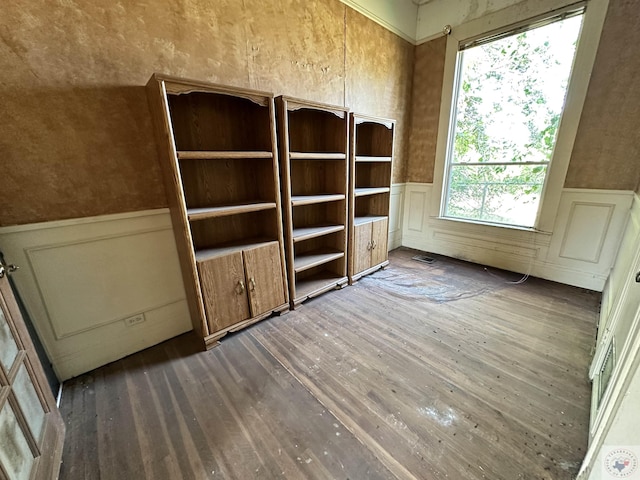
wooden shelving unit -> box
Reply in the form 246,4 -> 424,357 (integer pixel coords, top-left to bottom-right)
146,74 -> 289,349
276,96 -> 349,306
348,113 -> 395,284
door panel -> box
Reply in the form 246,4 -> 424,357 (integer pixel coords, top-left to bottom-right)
0,399 -> 35,480
243,242 -> 286,317
0,306 -> 18,375
353,223 -> 372,274
13,361 -> 46,444
371,218 -> 389,267
197,252 -> 250,332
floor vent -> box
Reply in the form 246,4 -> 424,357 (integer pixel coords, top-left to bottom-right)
412,255 -> 435,264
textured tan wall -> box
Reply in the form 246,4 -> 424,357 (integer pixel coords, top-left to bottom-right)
407,0 -> 640,191
406,36 -> 447,184
565,0 -> 640,192
0,0 -> 413,226
345,9 -> 415,183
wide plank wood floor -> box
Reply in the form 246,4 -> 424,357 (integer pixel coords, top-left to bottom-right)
60,248 -> 600,480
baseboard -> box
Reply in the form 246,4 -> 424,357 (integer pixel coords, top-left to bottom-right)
388,183 -> 405,250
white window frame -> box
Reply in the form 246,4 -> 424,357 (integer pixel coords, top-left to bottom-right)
430,0 -> 610,234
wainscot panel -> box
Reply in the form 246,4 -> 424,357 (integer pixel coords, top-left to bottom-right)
0,209 -> 191,380
400,184 -> 634,291
578,193 -> 640,479
389,183 -> 405,250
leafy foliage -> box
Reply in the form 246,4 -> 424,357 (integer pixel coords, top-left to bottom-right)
445,17 -> 582,226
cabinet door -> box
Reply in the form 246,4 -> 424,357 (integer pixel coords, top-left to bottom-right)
370,217 -> 389,267
0,271 -> 65,480
197,252 -> 250,333
243,242 -> 286,317
353,223 -> 373,274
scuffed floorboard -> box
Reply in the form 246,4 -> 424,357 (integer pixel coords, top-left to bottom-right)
60,248 -> 599,479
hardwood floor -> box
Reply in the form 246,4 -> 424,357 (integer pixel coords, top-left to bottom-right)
59,248 -> 600,479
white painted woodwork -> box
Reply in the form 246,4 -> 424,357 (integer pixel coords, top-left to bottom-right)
558,203 -> 613,263
578,193 -> 640,479
339,0 -> 418,42
416,0 -> 535,43
407,188 -> 427,232
400,184 -> 634,291
0,192 -> 404,379
26,229 -> 185,339
388,183 -> 404,250
341,0 -> 607,47
0,209 -> 192,380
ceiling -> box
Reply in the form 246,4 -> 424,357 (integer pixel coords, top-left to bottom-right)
342,0 -> 523,44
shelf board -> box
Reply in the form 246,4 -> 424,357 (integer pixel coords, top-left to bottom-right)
289,152 -> 346,160
195,238 -> 277,262
291,194 -> 345,206
355,156 -> 392,163
292,224 -> 344,243
354,187 -> 390,197
177,151 -> 273,160
187,201 -> 276,221
354,215 -> 388,226
294,249 -> 345,273
295,271 -> 348,301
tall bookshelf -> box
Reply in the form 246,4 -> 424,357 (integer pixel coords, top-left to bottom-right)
276,97 -> 349,307
146,74 -> 289,349
348,113 -> 395,283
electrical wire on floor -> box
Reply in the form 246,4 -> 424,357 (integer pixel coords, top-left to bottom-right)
482,228 -> 539,285
483,267 -> 530,284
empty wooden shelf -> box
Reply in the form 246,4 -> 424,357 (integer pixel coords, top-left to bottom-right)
292,225 -> 345,243
348,113 -> 395,284
276,96 -> 349,306
147,74 -> 289,348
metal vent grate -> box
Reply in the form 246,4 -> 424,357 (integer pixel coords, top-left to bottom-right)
412,255 -> 435,264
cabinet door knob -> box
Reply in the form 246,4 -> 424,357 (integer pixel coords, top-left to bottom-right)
249,277 -> 256,291
371,240 -> 377,249
236,280 -> 246,295
367,241 -> 372,251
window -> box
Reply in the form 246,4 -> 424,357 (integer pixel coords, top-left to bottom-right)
442,11 -> 584,228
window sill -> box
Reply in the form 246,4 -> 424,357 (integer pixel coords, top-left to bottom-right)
437,215 -> 551,235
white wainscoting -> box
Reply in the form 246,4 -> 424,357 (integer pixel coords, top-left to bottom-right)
578,193 -> 640,479
400,183 -> 634,291
0,209 -> 191,380
388,183 -> 405,251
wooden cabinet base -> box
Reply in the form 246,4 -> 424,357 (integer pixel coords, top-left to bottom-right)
203,302 -> 290,349
292,276 -> 348,307
349,261 -> 389,285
